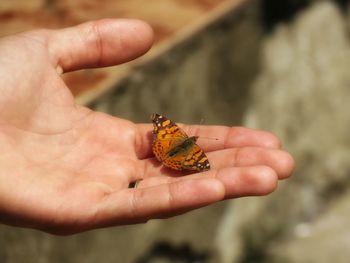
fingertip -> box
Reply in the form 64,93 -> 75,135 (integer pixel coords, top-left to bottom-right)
237,166 -> 278,196
49,18 -> 154,72
216,166 -> 279,198
277,151 -> 295,179
251,129 -> 282,149
101,18 -> 154,60
263,133 -> 282,149
123,19 -> 154,46
256,166 -> 279,195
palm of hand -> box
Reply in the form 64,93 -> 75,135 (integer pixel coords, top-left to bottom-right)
0,20 -> 294,234
0,30 -> 149,233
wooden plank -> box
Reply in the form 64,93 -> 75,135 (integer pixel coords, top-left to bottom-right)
0,0 -> 248,105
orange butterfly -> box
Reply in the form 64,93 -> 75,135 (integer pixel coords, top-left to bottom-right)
151,113 -> 210,172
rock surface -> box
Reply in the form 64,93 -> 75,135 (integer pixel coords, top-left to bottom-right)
215,2 -> 350,262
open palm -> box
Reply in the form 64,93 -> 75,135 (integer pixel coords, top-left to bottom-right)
0,19 -> 294,235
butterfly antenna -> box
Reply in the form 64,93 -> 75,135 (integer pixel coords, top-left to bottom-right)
198,136 -> 219,141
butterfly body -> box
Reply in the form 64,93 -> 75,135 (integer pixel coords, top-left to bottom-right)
151,113 -> 210,172
166,136 -> 198,158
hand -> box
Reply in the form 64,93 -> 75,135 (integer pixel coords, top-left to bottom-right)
0,19 -> 294,235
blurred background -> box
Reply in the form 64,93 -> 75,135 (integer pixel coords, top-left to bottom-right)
1,0 -> 350,262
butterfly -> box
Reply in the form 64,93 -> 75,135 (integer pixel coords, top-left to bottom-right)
151,113 -> 210,172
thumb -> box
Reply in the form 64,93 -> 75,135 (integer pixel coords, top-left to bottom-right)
47,19 -> 154,73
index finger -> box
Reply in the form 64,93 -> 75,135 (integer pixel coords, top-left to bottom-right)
135,123 -> 282,159
94,177 -> 225,227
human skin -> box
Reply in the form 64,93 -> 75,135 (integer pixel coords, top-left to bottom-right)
0,19 -> 294,235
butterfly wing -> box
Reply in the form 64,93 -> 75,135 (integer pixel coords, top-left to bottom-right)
162,143 -> 210,171
162,155 -> 187,171
151,113 -> 210,172
182,144 -> 210,171
151,113 -> 188,162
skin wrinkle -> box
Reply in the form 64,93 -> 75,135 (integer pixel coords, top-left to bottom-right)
213,168 -> 234,197
3,119 -> 64,137
74,146 -> 126,179
40,73 -> 70,103
154,183 -> 174,219
20,121 -> 88,171
223,126 -> 232,150
232,147 -> 258,168
166,181 -> 177,211
40,138 -> 73,167
226,127 -> 252,149
47,32 -> 64,74
6,133 -> 52,171
90,21 -> 104,68
229,145 -> 240,168
129,182 -> 173,220
37,133 -> 78,167
72,154 -> 99,179
129,188 -> 143,220
215,168 -> 242,198
49,31 -> 75,73
137,158 -> 160,185
72,109 -> 95,130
